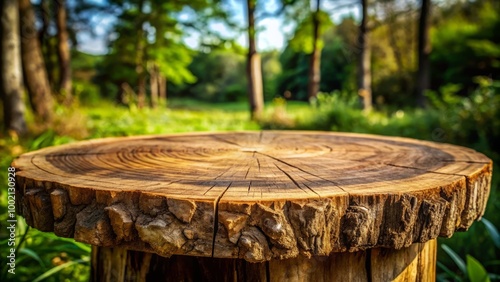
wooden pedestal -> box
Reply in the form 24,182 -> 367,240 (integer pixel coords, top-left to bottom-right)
91,239 -> 436,282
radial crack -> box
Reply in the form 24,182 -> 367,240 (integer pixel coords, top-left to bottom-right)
257,152 -> 348,194
274,163 -> 320,197
212,181 -> 232,257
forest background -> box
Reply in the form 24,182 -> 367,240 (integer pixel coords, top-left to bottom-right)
0,0 -> 499,280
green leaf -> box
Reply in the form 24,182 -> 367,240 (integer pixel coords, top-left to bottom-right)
481,218 -> 500,249
437,261 -> 464,281
18,248 -> 46,268
441,244 -> 466,274
466,255 -> 491,282
32,258 -> 89,282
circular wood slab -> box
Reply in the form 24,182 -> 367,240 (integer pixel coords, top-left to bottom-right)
13,131 -> 492,261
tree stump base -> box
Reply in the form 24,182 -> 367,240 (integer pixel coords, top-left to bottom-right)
91,239 -> 436,282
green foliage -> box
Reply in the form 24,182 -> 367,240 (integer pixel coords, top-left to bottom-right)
438,243 -> 497,282
431,0 -> 500,95
426,76 -> 500,159
288,10 -> 333,54
183,48 -> 247,102
277,19 -> 356,101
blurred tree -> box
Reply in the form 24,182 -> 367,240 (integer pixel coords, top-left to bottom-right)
56,0 -> 73,104
358,0 -> 372,112
416,0 -> 430,108
246,0 -> 264,119
103,0 -> 210,107
277,18 -> 351,101
307,0 -> 321,101
19,0 -> 54,122
38,0 -> 55,88
1,0 -> 27,135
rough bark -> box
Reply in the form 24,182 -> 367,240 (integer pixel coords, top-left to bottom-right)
246,0 -> 264,120
55,0 -> 72,104
1,0 -> 27,135
19,0 -> 54,122
416,0 -> 431,108
307,0 -> 322,102
358,0 -> 372,112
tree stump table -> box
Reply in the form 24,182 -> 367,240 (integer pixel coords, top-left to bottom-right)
13,131 -> 492,281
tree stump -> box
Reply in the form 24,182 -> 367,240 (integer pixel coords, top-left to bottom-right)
13,131 -> 492,281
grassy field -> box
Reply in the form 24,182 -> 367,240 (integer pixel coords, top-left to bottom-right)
1,98 -> 498,281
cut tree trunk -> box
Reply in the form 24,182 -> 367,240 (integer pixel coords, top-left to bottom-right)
1,0 -> 27,135
159,76 -> 167,107
149,63 -> 158,108
55,0 -> 72,104
307,0 -> 322,101
135,0 -> 146,109
91,240 -> 436,282
416,0 -> 431,108
358,0 -> 372,112
39,0 -> 55,88
19,0 -> 54,122
13,131 -> 492,281
246,0 -> 264,120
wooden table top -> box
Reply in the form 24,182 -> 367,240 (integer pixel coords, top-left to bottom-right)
13,131 -> 492,261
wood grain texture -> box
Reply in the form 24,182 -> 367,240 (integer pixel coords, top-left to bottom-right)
90,240 -> 436,282
13,131 -> 492,261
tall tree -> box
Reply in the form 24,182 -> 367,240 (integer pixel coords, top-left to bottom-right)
307,0 -> 321,101
135,0 -> 146,109
104,0 -> 199,108
246,0 -> 264,120
55,0 -> 72,104
19,0 -> 54,122
416,0 -> 431,108
358,0 -> 372,111
39,0 -> 55,88
1,0 -> 27,135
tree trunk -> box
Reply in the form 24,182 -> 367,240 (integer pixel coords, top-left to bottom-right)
150,63 -> 158,108
1,0 -> 27,136
307,0 -> 321,102
19,0 -> 54,122
39,0 -> 55,88
416,0 -> 431,108
135,0 -> 146,109
246,0 -> 264,120
55,0 -> 72,104
357,0 -> 372,112
159,76 -> 167,107
91,240 -> 436,282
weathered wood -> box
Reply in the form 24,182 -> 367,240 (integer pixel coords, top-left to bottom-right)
13,131 -> 491,262
90,240 -> 436,282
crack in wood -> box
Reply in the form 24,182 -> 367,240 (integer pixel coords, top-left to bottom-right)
274,163 -> 320,197
256,152 -> 349,194
212,182 -> 232,257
